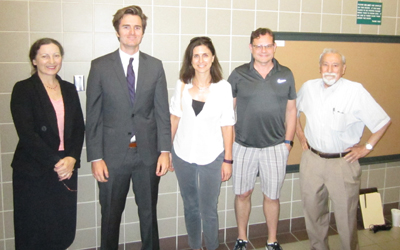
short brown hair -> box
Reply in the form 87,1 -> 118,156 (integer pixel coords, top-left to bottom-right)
179,37 -> 223,84
112,5 -> 148,34
29,38 -> 64,74
250,28 -> 275,44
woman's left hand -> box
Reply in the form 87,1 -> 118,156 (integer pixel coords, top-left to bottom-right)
168,152 -> 175,172
54,156 -> 76,181
221,162 -> 232,182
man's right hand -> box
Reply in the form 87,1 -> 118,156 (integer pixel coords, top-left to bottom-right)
300,138 -> 309,151
92,160 -> 109,182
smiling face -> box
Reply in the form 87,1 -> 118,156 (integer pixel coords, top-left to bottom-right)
191,45 -> 215,75
32,43 -> 62,78
249,34 -> 276,67
117,14 -> 144,54
319,52 -> 346,87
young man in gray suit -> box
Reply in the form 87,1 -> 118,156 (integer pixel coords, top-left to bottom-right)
86,5 -> 171,250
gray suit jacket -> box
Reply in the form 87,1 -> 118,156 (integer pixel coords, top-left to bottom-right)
86,50 -> 171,167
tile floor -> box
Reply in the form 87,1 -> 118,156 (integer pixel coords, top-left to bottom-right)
95,204 -> 400,249
202,204 -> 400,250
256,227 -> 400,250
206,226 -> 400,250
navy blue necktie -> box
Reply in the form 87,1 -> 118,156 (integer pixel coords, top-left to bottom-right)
127,58 -> 136,105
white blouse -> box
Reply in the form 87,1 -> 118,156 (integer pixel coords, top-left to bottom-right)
170,79 -> 235,165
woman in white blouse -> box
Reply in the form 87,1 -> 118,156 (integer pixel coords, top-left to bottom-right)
169,37 -> 235,250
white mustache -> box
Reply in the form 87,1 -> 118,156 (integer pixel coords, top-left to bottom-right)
322,73 -> 338,86
323,73 -> 337,77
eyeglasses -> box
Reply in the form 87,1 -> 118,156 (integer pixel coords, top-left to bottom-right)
252,44 -> 274,51
62,181 -> 77,192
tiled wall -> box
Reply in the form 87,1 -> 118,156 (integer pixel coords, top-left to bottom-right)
1,0 -> 400,249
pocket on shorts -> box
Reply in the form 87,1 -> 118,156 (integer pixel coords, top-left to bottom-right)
281,142 -> 290,157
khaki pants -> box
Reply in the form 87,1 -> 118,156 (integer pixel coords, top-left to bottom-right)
300,150 -> 361,250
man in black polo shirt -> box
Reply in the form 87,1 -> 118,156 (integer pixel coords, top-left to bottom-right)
228,28 -> 297,250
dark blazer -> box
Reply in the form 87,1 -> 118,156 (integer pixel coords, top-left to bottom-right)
86,50 -> 171,167
10,73 -> 85,176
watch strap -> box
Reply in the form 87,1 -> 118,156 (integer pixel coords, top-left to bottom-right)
284,140 -> 294,147
223,159 -> 233,164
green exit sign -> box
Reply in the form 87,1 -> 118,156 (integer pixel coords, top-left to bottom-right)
357,1 -> 382,25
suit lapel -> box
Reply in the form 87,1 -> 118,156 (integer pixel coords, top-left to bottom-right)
111,50 -> 132,105
135,51 -> 147,110
32,73 -> 59,137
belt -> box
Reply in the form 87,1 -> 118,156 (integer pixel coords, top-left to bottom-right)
129,142 -> 137,148
309,146 -> 349,159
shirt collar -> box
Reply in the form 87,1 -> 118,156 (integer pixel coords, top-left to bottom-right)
321,77 -> 343,91
119,48 -> 139,63
249,57 -> 280,75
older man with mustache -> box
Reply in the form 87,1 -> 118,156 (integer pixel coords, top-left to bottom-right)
296,48 -> 391,250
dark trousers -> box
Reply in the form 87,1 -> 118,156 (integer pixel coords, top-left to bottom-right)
99,147 -> 160,250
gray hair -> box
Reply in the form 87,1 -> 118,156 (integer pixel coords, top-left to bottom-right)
319,48 -> 346,65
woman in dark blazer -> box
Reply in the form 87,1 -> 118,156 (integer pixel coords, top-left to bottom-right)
10,38 -> 85,250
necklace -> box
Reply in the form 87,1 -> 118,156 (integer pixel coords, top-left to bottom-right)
192,77 -> 211,91
44,83 -> 59,90
194,83 -> 210,91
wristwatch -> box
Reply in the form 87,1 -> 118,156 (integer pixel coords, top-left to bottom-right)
284,140 -> 294,147
365,143 -> 374,150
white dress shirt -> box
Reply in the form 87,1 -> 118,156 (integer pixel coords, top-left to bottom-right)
119,49 -> 139,89
297,78 -> 390,153
119,49 -> 139,142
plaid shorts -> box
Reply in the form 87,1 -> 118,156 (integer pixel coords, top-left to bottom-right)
232,142 -> 289,199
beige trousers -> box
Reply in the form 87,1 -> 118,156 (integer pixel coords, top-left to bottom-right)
300,150 -> 361,250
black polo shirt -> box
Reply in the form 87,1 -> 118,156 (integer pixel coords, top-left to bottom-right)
228,58 -> 296,148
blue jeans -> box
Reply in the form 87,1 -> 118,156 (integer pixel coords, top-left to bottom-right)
172,148 -> 223,250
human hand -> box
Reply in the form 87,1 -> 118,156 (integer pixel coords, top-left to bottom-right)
299,138 -> 309,151
91,160 -> 109,182
156,152 -> 170,176
168,152 -> 175,172
221,162 -> 232,182
285,143 -> 292,152
344,144 -> 370,163
54,156 -> 76,181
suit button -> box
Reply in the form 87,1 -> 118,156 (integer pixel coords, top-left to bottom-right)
41,126 -> 47,131
128,132 -> 132,135
131,114 -> 134,117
